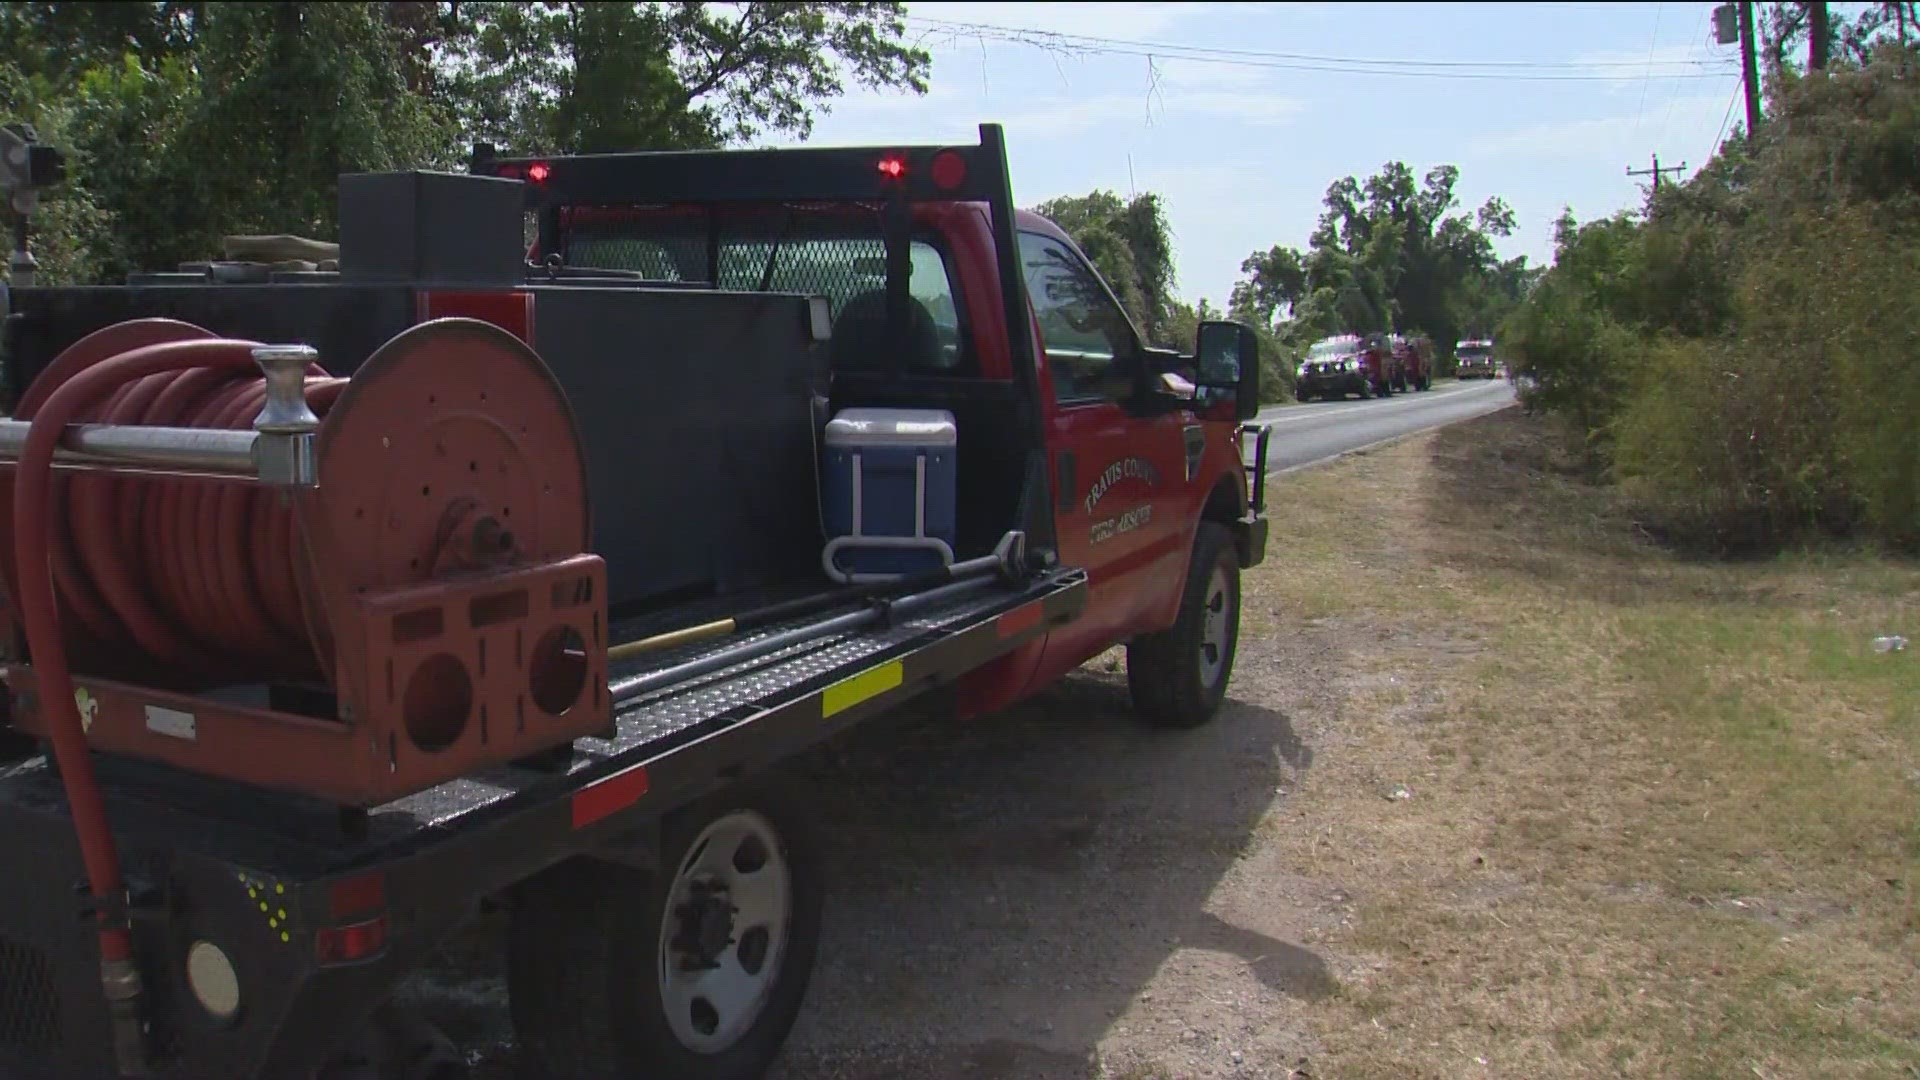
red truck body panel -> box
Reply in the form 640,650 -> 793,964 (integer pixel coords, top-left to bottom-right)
916,209 -> 1252,716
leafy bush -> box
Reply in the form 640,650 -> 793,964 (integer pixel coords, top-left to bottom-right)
1501,41 -> 1920,547
1611,332 -> 1855,541
1499,278 -> 1638,455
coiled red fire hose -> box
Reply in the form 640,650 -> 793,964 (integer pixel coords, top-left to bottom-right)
10,337 -> 340,1061
24,363 -> 346,683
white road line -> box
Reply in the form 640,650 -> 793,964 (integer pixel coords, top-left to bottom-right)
1254,382 -> 1490,426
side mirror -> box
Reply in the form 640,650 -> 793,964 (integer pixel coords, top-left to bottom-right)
1194,320 -> 1261,422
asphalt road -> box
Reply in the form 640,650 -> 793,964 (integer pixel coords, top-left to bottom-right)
1248,377 -> 1517,475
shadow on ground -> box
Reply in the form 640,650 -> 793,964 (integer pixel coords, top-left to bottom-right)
1427,410 -> 1920,581
1420,409 -> 1833,607
408,663 -> 1326,1079
769,673 -> 1325,1077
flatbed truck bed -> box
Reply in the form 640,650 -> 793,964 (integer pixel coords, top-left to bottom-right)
0,569 -> 1085,1079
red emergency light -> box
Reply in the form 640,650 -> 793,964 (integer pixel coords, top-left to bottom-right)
930,149 -> 967,191
876,154 -> 907,181
527,161 -> 551,183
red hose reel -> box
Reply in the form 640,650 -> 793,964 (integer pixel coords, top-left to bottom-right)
0,316 -> 609,807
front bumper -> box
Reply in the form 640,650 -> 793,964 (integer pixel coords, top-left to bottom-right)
1297,370 -> 1367,396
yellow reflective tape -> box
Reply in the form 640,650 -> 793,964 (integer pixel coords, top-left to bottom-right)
821,661 -> 903,718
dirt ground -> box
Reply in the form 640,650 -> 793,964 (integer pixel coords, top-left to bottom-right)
409,407 -> 1919,1080
414,479 -> 1362,1079
412,609 -> 1345,1080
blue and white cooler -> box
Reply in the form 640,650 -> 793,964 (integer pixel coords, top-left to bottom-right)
820,408 -> 958,582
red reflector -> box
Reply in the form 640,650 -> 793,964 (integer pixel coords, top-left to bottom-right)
527,161 -> 551,183
877,155 -> 907,180
416,290 -> 535,345
996,601 -> 1043,639
315,915 -> 389,966
328,871 -> 387,921
572,766 -> 649,829
930,150 -> 967,191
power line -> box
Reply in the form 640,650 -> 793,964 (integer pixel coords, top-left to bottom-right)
1631,2 -> 1667,146
1656,7 -> 1712,149
1710,73 -> 1743,157
904,16 -> 1739,82
908,14 -> 1723,70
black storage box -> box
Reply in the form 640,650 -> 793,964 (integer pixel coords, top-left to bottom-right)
5,281 -> 831,614
337,171 -> 527,286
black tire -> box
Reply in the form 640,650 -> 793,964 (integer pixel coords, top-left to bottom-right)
1127,522 -> 1241,729
508,786 -> 823,1080
1354,380 -> 1372,400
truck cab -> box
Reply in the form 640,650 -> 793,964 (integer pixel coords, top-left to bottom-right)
1456,337 -> 1500,379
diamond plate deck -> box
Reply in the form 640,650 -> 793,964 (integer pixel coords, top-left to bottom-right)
0,574 -> 1072,880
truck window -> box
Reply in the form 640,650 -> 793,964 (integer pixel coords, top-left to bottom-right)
1016,231 -> 1137,405
559,211 -> 970,374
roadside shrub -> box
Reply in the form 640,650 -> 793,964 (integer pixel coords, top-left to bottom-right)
1611,205 -> 1920,546
1500,288 -> 1638,459
1509,47 -> 1920,548
1258,327 -> 1297,403
1612,333 -> 1854,541
1782,207 -> 1920,544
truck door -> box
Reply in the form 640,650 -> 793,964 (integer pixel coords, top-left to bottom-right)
1015,229 -> 1193,662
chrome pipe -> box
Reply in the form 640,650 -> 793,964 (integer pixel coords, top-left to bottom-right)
0,420 -> 260,475
0,342 -> 324,486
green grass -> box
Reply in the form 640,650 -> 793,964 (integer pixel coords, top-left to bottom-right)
1242,408 -> 1920,1079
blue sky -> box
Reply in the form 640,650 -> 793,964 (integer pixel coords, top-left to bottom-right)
777,1 -> 1750,308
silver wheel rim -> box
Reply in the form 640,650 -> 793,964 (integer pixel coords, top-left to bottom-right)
1199,564 -> 1233,687
657,810 -> 792,1054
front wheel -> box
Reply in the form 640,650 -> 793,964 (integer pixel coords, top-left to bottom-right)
509,787 -> 823,1080
1127,523 -> 1242,728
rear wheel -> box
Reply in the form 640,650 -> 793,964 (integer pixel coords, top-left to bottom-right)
1127,523 -> 1241,729
509,787 -> 822,1080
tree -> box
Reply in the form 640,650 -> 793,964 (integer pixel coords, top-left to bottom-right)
1763,2 -> 1916,72
1500,38 -> 1920,541
1231,161 -> 1520,358
439,2 -> 930,154
1032,189 -> 1179,346
1,1 -> 931,283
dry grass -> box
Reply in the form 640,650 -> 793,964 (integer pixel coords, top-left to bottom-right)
1244,410 -> 1920,1079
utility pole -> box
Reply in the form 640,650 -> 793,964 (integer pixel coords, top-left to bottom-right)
1809,1 -> 1830,69
1627,153 -> 1688,198
1739,1 -> 1762,138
